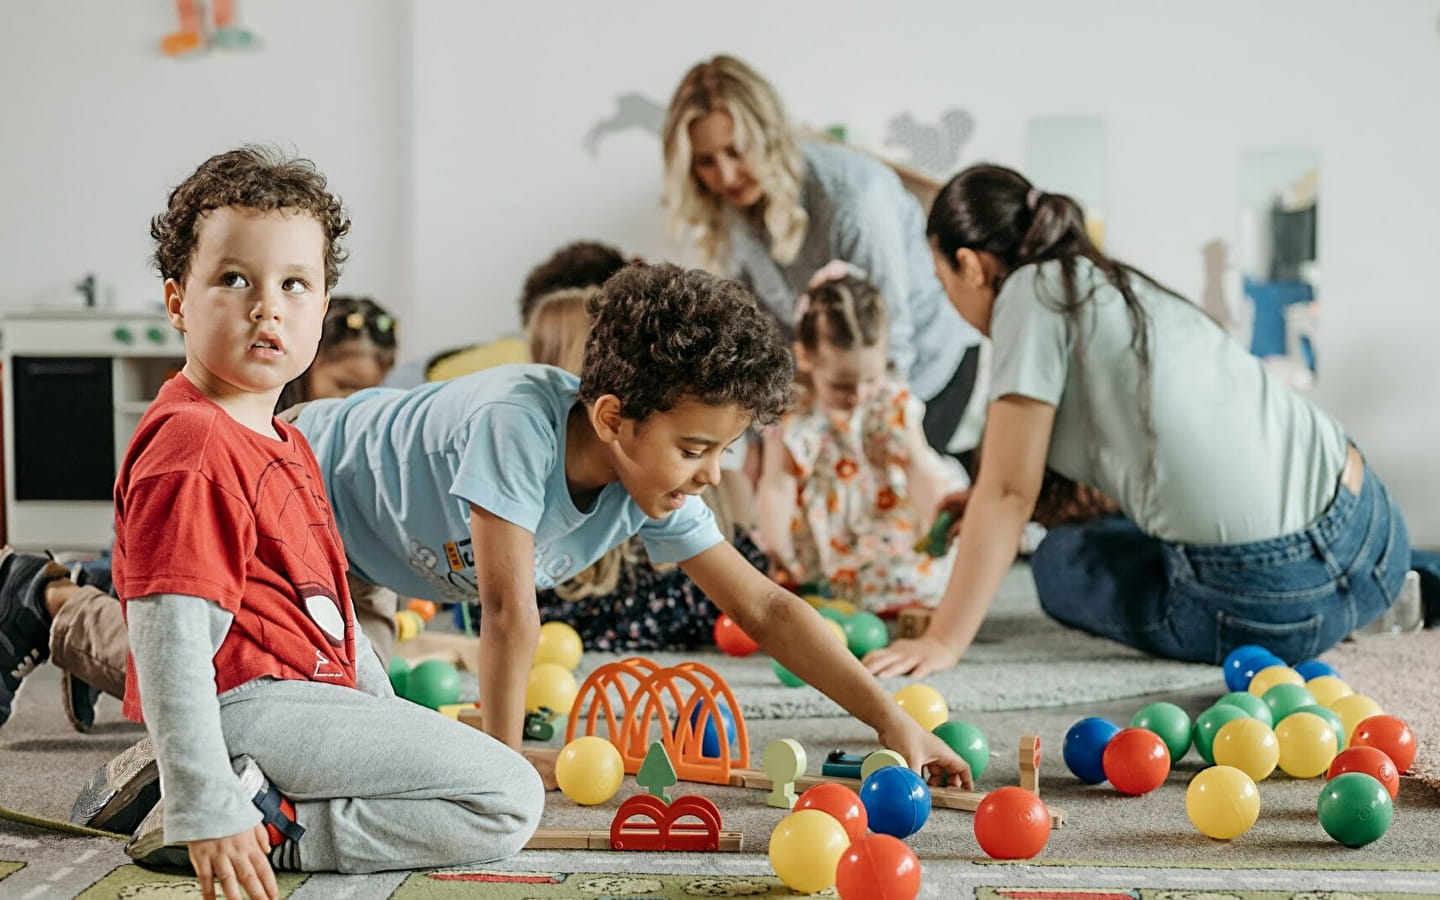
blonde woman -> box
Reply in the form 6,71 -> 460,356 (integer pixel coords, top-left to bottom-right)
662,55 -> 984,455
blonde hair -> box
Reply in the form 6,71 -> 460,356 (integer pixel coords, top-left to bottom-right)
661,55 -> 808,271
526,287 -> 596,375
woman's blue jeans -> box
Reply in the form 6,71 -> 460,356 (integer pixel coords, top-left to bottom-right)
1029,461 -> 1411,665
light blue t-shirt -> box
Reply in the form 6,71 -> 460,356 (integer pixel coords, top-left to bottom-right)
296,364 -> 725,604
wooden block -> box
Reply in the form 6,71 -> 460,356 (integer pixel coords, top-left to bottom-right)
1019,734 -> 1040,795
761,739 -> 806,809
897,608 -> 932,639
525,828 -> 743,851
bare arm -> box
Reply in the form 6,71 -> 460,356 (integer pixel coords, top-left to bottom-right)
681,543 -> 973,789
470,503 -> 541,750
866,395 -> 1055,678
755,427 -> 803,578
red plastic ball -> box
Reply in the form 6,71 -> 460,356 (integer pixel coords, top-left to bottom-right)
712,614 -> 760,657
795,782 -> 868,843
973,786 -> 1052,859
1102,727 -> 1172,795
835,833 -> 921,900
1327,746 -> 1401,800
1350,715 -> 1416,774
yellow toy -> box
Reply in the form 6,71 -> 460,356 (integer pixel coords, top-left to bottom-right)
768,809 -> 848,894
1211,718 -> 1279,782
536,621 -> 584,670
893,684 -> 949,731
1329,693 -> 1384,745
1185,765 -> 1260,840
527,662 -> 579,714
555,736 -> 625,805
1274,711 -> 1338,778
1247,665 -> 1303,697
1304,675 -> 1353,707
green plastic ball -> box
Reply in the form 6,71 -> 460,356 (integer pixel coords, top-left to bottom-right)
405,659 -> 461,709
932,719 -> 989,779
1214,691 -> 1274,727
1131,701 -> 1193,763
1261,683 -> 1317,724
773,657 -> 806,687
817,606 -> 849,624
1317,772 -> 1393,847
841,611 -> 890,658
1193,704 -> 1250,765
388,656 -> 411,697
1286,704 -> 1348,751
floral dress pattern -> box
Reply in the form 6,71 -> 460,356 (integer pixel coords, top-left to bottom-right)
777,378 -> 962,614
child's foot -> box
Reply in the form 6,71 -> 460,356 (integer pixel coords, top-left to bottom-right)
70,736 -> 160,835
61,670 -> 101,733
126,755 -> 305,870
0,547 -> 65,696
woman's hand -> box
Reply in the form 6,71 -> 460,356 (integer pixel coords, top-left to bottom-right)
863,636 -> 963,679
188,824 -> 278,900
935,489 -> 971,542
523,748 -> 559,791
877,716 -> 974,791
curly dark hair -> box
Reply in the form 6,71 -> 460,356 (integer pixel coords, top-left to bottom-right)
580,263 -> 793,425
151,145 -> 351,290
519,240 -> 630,325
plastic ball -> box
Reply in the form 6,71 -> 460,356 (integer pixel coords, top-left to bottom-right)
1224,645 -> 1282,692
404,659 -> 461,709
1329,694 -> 1384,746
795,782 -> 868,843
525,662 -> 578,715
1328,746 -> 1401,800
1193,704 -> 1251,766
687,703 -> 737,758
769,809 -> 849,894
823,599 -> 860,617
1351,715 -> 1416,774
1317,772 -> 1394,847
387,656 -> 410,697
817,604 -> 849,622
892,684 -> 949,732
535,621 -> 583,670
1185,765 -> 1260,840
835,833 -> 921,900
1063,717 -> 1120,783
1248,665 -> 1304,697
1101,727 -> 1171,795
1304,675 -> 1354,708
859,765 -> 931,838
713,613 -> 760,657
1211,718 -> 1280,782
555,736 -> 624,805
1131,701 -> 1192,762
1214,691 -> 1274,727
395,609 -> 425,641
1294,659 -> 1340,681
932,720 -> 990,780
1262,683 -> 1317,724
773,657 -> 806,687
843,611 -> 890,658
1286,704 -> 1348,751
406,598 -> 438,621
1274,711 -> 1338,778
973,785 -> 1051,859
823,618 -> 848,646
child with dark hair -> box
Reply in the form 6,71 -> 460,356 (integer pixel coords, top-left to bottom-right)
24,146 -> 543,891
758,262 -> 966,613
518,240 -> 631,325
276,295 -> 397,412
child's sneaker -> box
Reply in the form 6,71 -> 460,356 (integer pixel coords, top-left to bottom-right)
126,755 -> 305,871
61,670 -> 101,733
0,547 -> 65,695
70,736 -> 160,835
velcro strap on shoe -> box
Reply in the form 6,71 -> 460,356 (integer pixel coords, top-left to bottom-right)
253,784 -> 305,846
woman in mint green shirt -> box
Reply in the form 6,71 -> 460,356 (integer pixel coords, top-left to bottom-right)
865,163 -> 1418,678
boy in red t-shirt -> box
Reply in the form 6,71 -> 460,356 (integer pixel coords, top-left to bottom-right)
98,147 -> 541,895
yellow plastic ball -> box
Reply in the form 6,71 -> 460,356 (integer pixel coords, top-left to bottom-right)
893,683 -> 950,732
1212,717 -> 1280,782
1304,675 -> 1353,708
555,736 -> 624,805
823,618 -> 847,646
769,809 -> 849,894
526,662 -> 579,715
1274,711 -> 1338,778
802,594 -> 828,609
1329,693 -> 1384,746
822,599 -> 859,617
395,609 -> 424,641
1186,765 -> 1260,840
1247,665 -> 1304,697
535,621 -> 584,670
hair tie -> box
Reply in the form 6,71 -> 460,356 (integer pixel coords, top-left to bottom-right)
345,311 -> 365,331
1026,188 -> 1043,211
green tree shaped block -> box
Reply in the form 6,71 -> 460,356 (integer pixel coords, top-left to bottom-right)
637,740 -> 678,804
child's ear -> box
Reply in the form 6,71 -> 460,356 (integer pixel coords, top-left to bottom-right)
163,278 -> 186,332
792,341 -> 812,373
589,394 -> 625,443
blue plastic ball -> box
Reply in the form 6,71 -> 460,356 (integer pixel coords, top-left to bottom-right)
859,765 -> 931,838
687,703 -> 737,758
1063,716 -> 1121,784
1224,648 -> 1283,692
1294,659 -> 1340,682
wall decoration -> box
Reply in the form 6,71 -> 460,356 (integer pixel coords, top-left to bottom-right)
583,93 -> 666,157
882,107 -> 975,177
160,0 -> 255,57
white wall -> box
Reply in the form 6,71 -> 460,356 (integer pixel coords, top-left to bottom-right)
0,1 -> 412,319
4,1 -> 1438,542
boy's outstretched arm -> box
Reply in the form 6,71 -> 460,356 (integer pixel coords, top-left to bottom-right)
469,504 -> 542,751
680,544 -> 974,790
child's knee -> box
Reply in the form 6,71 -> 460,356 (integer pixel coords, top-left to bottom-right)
491,763 -> 545,858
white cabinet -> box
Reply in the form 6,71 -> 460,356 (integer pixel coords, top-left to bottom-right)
2,311 -> 185,551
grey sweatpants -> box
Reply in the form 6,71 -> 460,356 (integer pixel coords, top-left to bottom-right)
218,678 -> 543,874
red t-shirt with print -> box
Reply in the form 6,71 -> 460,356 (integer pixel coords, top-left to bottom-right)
115,375 -> 357,723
